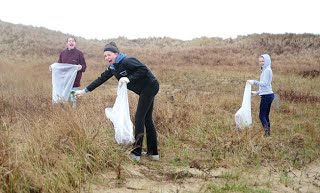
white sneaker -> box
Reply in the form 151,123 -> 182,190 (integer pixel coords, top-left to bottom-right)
129,153 -> 140,162
141,152 -> 160,161
150,155 -> 160,161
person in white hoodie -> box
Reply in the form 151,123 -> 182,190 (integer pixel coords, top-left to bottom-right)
247,54 -> 274,136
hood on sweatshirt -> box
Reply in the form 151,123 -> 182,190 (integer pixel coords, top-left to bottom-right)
261,54 -> 271,70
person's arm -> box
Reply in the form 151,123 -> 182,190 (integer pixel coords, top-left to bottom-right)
86,68 -> 113,92
79,52 -> 87,72
58,53 -> 62,63
75,68 -> 113,97
254,69 -> 272,87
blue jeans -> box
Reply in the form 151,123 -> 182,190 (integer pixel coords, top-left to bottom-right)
259,94 -> 274,132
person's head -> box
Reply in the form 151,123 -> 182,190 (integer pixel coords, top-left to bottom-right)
259,54 -> 271,69
66,36 -> 77,50
103,42 -> 119,64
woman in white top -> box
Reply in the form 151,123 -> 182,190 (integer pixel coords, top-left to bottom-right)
247,54 -> 274,136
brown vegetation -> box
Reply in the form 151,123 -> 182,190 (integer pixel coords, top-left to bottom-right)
0,20 -> 319,192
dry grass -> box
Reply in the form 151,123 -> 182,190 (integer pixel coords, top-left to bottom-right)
0,20 -> 319,192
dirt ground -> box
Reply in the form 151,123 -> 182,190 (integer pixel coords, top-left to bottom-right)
83,159 -> 320,193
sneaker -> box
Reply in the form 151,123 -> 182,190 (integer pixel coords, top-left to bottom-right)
149,154 -> 160,161
141,152 -> 159,161
264,128 -> 270,137
129,153 -> 140,162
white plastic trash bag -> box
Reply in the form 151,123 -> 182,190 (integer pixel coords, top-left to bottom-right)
105,82 -> 134,145
235,82 -> 252,129
51,63 -> 78,104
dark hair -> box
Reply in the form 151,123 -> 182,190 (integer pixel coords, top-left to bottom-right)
104,42 -> 119,53
66,36 -> 76,42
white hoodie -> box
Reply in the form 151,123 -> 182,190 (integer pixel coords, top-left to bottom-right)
254,54 -> 274,95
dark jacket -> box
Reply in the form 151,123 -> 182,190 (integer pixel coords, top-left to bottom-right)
87,56 -> 157,95
58,48 -> 87,87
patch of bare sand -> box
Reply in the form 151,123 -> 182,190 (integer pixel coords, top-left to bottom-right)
83,164 -> 217,193
240,159 -> 320,193
83,159 -> 320,193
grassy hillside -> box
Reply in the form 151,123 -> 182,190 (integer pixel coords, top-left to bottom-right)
0,20 -> 319,193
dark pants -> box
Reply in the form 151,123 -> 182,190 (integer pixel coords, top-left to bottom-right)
132,80 -> 159,156
259,93 -> 274,135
